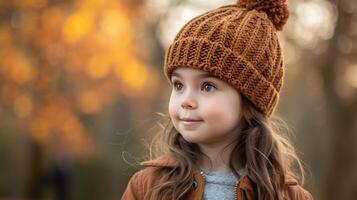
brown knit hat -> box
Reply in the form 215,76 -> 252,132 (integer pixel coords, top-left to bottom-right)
164,0 -> 289,117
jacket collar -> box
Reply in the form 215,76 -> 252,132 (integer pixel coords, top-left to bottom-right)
140,153 -> 299,186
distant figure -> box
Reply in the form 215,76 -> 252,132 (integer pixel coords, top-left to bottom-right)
49,152 -> 73,200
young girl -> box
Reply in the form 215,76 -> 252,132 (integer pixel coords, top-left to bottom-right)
122,0 -> 313,199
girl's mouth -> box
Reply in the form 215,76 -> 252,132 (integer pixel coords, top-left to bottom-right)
180,118 -> 203,126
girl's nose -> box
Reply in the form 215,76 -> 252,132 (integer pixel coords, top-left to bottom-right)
181,94 -> 197,109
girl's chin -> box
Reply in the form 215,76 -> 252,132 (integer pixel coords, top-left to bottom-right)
179,132 -> 206,143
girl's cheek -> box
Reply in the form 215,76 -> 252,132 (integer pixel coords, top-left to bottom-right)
202,97 -> 236,121
168,93 -> 179,120
201,98 -> 222,120
202,107 -> 219,122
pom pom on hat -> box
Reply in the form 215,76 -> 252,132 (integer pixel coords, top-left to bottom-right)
237,0 -> 289,31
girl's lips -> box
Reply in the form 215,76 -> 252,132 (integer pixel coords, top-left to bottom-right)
180,117 -> 202,121
180,119 -> 203,126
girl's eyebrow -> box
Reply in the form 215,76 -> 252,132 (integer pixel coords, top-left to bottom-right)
171,71 -> 217,79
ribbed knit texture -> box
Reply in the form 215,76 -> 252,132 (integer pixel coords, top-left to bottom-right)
201,169 -> 237,200
200,168 -> 245,200
164,1 -> 289,117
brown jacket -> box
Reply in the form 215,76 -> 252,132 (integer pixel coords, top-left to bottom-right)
121,153 -> 313,200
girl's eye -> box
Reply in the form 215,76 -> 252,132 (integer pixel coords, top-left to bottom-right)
173,81 -> 184,91
172,81 -> 216,92
202,82 -> 216,92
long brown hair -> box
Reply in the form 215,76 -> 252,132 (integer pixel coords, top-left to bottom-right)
144,95 -> 305,200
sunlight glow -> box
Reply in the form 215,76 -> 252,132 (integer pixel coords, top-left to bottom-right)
346,64 -> 357,88
62,10 -> 93,43
121,60 -> 149,89
87,56 -> 112,79
157,5 -> 204,48
100,10 -> 130,40
293,1 -> 336,49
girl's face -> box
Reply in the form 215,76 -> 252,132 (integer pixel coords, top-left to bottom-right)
169,67 -> 243,147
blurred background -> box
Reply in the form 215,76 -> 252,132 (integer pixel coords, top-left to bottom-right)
0,0 -> 356,199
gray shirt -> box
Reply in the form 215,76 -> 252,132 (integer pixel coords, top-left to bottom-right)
200,168 -> 245,200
